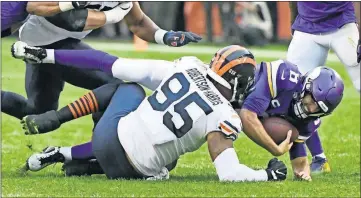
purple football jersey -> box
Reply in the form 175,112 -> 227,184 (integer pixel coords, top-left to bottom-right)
292,2 -> 356,34
1,1 -> 28,31
242,60 -> 321,158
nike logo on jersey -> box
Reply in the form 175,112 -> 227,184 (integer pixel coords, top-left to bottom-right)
281,70 -> 286,80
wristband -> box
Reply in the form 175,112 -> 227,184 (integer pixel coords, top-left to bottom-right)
154,29 -> 167,45
59,2 -> 75,12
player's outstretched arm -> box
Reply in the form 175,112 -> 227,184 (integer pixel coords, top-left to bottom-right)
26,2 -> 87,17
124,2 -> 202,47
207,132 -> 287,182
289,142 -> 312,181
239,109 -> 293,156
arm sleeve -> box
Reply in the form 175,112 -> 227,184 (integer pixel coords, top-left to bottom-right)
111,58 -> 174,91
213,148 -> 268,182
289,142 -> 307,160
45,9 -> 88,32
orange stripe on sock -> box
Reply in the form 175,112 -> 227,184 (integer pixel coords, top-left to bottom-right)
80,97 -> 90,114
75,100 -> 86,116
72,101 -> 82,117
85,94 -> 95,113
89,91 -> 99,112
68,104 -> 78,119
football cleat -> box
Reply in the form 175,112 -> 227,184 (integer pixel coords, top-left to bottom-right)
21,110 -> 61,135
310,156 -> 331,173
62,159 -> 104,177
265,158 -> 287,181
11,41 -> 47,64
25,146 -> 65,172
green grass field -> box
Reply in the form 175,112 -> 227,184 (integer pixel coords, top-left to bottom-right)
1,38 -> 360,197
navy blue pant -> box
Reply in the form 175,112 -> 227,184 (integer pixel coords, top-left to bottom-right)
92,82 -> 146,179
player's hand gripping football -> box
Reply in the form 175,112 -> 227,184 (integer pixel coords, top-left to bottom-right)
357,39 -> 361,63
11,41 -> 47,64
163,31 -> 202,47
273,130 -> 294,156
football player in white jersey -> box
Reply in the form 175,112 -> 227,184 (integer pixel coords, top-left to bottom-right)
14,44 -> 292,181
2,2 -> 201,132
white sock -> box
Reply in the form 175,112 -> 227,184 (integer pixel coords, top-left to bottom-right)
43,49 -> 55,64
59,147 -> 72,162
315,153 -> 326,159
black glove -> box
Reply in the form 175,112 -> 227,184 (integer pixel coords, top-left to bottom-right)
72,1 -> 88,9
163,31 -> 202,47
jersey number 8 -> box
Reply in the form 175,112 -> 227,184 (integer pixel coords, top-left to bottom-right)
148,73 -> 214,138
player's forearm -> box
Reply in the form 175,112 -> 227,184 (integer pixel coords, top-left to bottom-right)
26,2 -> 61,16
291,157 -> 311,178
128,14 -> 160,43
83,10 -> 106,31
239,109 -> 281,156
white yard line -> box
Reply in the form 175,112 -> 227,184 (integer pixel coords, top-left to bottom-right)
86,42 -> 341,62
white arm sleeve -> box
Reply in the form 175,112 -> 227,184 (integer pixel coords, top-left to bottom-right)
213,148 -> 268,182
111,58 -> 174,91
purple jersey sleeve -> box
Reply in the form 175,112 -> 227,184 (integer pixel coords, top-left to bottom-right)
290,118 -> 321,160
1,2 -> 28,31
242,63 -> 271,115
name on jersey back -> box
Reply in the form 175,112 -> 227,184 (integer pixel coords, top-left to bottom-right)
186,68 -> 223,106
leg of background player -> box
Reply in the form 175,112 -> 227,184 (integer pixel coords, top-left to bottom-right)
331,23 -> 360,92
22,82 -> 121,134
1,91 -> 35,119
287,30 -> 329,74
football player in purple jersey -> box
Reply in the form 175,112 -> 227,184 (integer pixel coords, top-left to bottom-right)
287,2 -> 359,174
12,43 -> 344,181
1,1 -> 89,37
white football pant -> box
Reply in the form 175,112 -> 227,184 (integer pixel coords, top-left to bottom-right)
287,23 -> 360,92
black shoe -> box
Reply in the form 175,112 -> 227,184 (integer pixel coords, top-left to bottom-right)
26,146 -> 65,171
62,159 -> 104,177
21,110 -> 61,135
11,41 -> 47,63
265,158 -> 287,181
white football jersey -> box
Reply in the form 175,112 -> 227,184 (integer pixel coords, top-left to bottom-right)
19,2 -> 132,46
117,57 -> 243,176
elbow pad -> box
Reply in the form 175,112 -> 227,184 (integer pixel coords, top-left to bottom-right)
45,9 -> 88,32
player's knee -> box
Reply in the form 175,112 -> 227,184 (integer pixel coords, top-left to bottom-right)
124,82 -> 146,101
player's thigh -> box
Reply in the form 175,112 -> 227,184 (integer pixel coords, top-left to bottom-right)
92,83 -> 146,179
25,63 -> 64,113
331,23 -> 359,67
287,31 -> 329,74
62,67 -> 121,90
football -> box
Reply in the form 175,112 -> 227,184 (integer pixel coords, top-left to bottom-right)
261,117 -> 299,144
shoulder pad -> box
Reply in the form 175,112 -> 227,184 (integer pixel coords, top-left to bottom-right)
265,60 -> 302,98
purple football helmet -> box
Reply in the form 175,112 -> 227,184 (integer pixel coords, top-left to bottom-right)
293,66 -> 344,119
